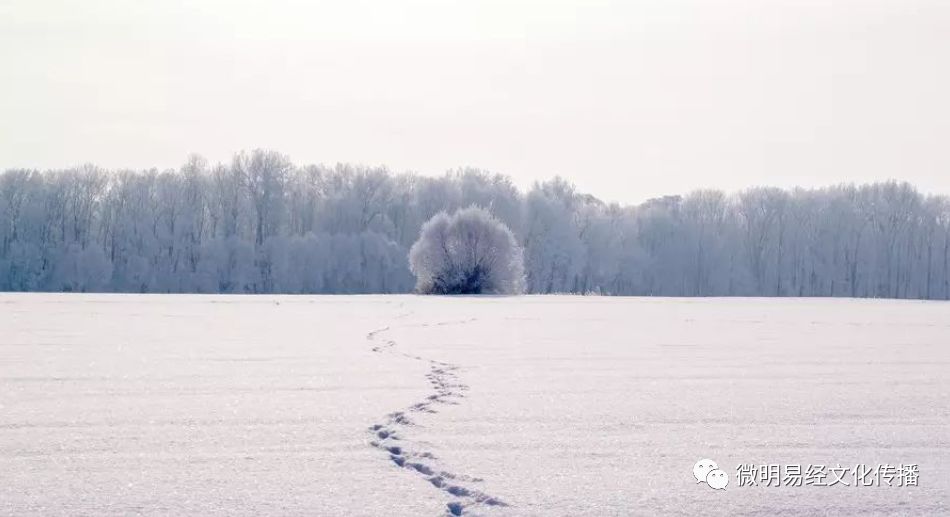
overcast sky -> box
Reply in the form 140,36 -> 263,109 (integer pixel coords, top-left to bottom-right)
1,0 -> 947,203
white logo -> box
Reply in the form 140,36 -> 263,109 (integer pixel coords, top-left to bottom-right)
694,458 -> 729,490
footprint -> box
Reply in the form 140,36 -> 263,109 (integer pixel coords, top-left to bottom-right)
365,319 -> 507,514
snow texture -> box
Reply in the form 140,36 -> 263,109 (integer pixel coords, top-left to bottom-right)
1,294 -> 949,516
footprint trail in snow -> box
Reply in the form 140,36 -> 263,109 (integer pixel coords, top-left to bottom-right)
366,318 -> 508,516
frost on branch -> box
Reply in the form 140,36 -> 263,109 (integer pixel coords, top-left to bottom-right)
409,206 -> 525,295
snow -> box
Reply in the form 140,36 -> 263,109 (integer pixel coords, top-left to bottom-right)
2,294 -> 949,515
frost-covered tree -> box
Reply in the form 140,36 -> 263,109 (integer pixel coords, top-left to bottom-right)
523,179 -> 584,293
409,207 -> 525,295
1,152 -> 949,299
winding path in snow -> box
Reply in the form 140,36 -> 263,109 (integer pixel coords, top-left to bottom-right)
366,318 -> 508,516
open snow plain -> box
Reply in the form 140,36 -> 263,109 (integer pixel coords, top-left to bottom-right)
2,294 -> 949,516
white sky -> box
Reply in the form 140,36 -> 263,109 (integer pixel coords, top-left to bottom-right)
1,0 -> 948,203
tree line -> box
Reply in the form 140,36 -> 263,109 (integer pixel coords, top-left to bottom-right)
1,149 -> 949,299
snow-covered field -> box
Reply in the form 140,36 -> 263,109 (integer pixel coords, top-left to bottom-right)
2,294 -> 948,516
